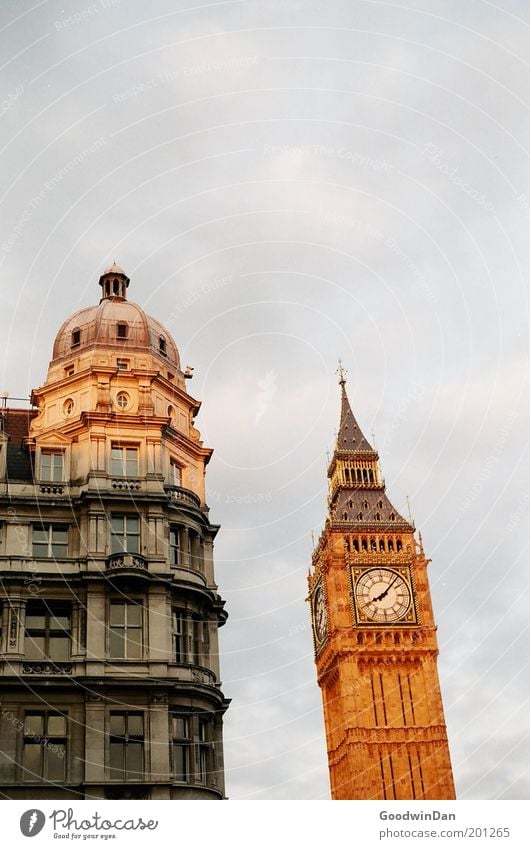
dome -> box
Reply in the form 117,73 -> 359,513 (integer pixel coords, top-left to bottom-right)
50,267 -> 180,369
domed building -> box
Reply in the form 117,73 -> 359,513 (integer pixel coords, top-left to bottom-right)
0,266 -> 229,800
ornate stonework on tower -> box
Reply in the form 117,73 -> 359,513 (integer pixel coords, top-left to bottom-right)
308,372 -> 455,800
0,265 -> 228,799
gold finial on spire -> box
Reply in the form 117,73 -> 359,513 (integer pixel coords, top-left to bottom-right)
337,359 -> 348,386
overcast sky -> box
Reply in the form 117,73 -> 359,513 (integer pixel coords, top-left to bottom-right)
1,0 -> 529,800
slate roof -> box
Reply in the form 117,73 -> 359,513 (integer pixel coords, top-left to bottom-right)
336,382 -> 375,454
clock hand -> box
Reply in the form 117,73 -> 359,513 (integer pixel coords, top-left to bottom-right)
372,575 -> 398,603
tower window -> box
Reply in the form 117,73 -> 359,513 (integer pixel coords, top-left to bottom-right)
363,500 -> 369,510
109,601 -> 143,658
23,712 -> 67,782
116,323 -> 128,339
343,512 -> 348,520
116,359 -> 129,371
71,329 -> 80,347
64,365 -> 74,377
110,514 -> 140,554
159,336 -> 167,356
40,451 -> 63,482
357,512 -> 363,520
109,713 -> 144,780
378,500 -> 383,509
348,499 -> 353,509
25,602 -> 71,661
397,538 -> 403,552
390,512 -> 395,521
113,278 -> 120,295
379,539 -> 385,551
375,512 -> 381,521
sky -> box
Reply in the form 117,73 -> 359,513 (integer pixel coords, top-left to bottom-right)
1,0 -> 529,801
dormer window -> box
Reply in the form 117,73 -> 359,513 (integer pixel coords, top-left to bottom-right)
362,500 -> 369,510
377,500 -> 383,509
117,323 -> 128,339
159,336 -> 167,356
71,329 -> 80,347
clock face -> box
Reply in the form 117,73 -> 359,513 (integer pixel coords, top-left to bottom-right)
313,586 -> 328,642
354,568 -> 411,623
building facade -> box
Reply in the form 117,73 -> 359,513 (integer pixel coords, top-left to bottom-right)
308,374 -> 455,800
0,265 -> 229,800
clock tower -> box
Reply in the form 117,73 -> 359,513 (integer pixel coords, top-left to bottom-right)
308,372 -> 455,800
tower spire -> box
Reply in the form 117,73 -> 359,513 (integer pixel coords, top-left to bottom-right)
335,371 -> 375,455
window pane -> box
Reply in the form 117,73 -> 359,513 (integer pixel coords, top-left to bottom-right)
126,449 -> 138,475
32,543 -> 49,558
111,447 -> 124,476
49,636 -> 69,660
25,715 -> 44,737
109,630 -> 124,658
110,714 -> 125,736
25,635 -> 45,659
126,516 -> 139,534
32,527 -> 47,544
126,604 -> 142,626
127,742 -> 143,778
46,744 -> 66,780
172,716 -> 188,738
109,742 -> 124,778
126,534 -> 139,554
173,744 -> 189,781
126,632 -> 142,659
25,611 -> 46,629
53,527 -> 68,544
52,455 -> 63,482
50,613 -> 70,630
110,603 -> 125,625
47,715 -> 66,736
23,744 -> 42,777
41,454 -> 52,480
127,714 -> 144,737
111,515 -> 124,534
51,542 -> 68,558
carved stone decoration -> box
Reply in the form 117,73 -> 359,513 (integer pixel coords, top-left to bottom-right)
8,608 -> 19,648
22,661 -> 73,675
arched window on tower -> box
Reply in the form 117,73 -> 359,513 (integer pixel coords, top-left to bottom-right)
113,278 -> 120,295
379,539 -> 385,551
397,538 -> 403,552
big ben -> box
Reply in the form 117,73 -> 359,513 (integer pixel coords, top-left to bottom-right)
309,369 -> 455,800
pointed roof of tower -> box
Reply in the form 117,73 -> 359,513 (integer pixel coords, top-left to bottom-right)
337,378 -> 376,454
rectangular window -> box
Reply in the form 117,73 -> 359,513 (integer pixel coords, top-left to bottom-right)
169,526 -> 180,566
23,712 -> 67,781
197,717 -> 210,784
172,610 -> 208,666
25,603 -> 71,661
32,524 -> 68,559
116,359 -> 129,371
109,601 -> 143,659
110,514 -> 140,554
171,715 -> 191,782
111,445 -> 139,477
40,451 -> 63,482
109,712 -> 144,781
169,459 -> 181,487
64,365 -> 74,377
116,323 -> 128,339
